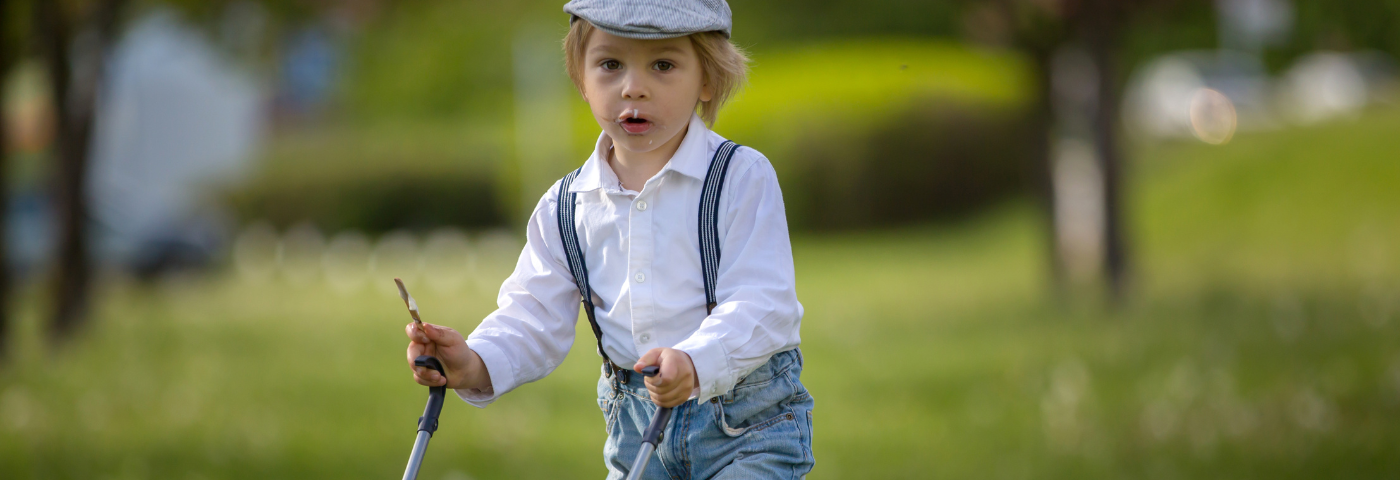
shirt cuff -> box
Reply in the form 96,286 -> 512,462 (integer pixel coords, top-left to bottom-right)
454,337 -> 518,408
673,336 -> 732,404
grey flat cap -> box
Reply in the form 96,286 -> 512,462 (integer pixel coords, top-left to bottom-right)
564,0 -> 732,39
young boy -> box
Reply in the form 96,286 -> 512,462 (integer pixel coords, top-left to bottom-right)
404,1 -> 813,477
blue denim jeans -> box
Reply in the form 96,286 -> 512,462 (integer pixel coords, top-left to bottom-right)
597,349 -> 815,479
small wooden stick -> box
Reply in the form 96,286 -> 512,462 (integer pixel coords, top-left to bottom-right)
395,278 -> 433,356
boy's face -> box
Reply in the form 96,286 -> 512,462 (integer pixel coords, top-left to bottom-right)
581,29 -> 712,156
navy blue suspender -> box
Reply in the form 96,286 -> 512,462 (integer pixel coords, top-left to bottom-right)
557,141 -> 741,375
698,141 -> 740,315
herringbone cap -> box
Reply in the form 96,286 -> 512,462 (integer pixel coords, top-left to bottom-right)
564,0 -> 732,39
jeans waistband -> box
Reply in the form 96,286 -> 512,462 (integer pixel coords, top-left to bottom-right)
604,348 -> 802,395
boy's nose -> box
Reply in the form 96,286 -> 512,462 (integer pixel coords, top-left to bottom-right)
621,74 -> 649,99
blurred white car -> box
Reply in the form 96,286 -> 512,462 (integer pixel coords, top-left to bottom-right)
1125,49 -> 1396,143
1123,50 -> 1273,141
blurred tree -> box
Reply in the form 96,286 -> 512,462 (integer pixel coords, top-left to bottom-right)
160,0 -> 314,22
963,0 -> 1073,296
963,0 -> 1189,303
967,0 -> 1396,303
1078,0 -> 1135,302
738,0 -> 963,45
0,0 -> 16,359
1275,0 -> 1400,70
34,0 -> 126,341
738,0 -> 1156,300
32,0 -> 324,339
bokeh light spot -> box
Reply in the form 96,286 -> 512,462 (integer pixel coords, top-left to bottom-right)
1189,88 -> 1237,145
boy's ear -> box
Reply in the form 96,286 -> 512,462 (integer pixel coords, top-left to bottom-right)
699,81 -> 713,103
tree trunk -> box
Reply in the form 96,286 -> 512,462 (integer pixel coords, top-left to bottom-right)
0,0 -> 12,359
36,0 -> 126,341
1081,2 -> 1130,302
992,0 -> 1070,299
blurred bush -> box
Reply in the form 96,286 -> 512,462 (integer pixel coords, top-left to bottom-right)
783,101 -> 1031,230
712,39 -> 1034,230
231,39 -> 1033,234
225,122 -> 507,234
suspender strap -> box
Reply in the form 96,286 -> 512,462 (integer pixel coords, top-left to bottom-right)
557,140 -> 741,378
557,167 -> 613,369
699,141 -> 740,314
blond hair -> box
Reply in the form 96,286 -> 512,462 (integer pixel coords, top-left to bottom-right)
563,20 -> 748,127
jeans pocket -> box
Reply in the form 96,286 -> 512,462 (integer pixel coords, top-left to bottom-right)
716,399 -> 797,437
714,368 -> 806,437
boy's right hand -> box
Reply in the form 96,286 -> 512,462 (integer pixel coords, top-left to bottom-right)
406,323 -> 491,391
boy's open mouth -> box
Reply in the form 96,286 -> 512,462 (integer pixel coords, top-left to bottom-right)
621,117 -> 652,134
617,110 -> 653,135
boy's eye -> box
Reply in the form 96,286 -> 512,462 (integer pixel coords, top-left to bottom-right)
602,60 -> 621,71
654,61 -> 674,72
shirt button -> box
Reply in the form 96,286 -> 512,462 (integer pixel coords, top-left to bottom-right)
636,200 -> 648,211
634,272 -> 645,283
638,333 -> 651,343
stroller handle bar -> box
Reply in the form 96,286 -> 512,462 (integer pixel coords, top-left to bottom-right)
414,356 -> 447,435
637,366 -> 672,446
626,365 -> 674,480
403,355 -> 447,480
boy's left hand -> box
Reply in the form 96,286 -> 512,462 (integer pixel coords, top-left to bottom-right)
635,348 -> 699,408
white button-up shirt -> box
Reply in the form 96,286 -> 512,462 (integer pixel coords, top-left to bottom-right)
458,113 -> 803,406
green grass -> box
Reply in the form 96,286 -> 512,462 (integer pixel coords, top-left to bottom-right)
3,107 -> 1400,479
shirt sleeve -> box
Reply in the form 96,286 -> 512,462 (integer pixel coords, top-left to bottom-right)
455,185 -> 582,407
673,150 -> 804,403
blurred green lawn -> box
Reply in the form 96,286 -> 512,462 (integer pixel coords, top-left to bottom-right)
3,106 -> 1400,479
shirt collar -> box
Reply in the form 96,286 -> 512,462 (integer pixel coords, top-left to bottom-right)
568,113 -> 712,193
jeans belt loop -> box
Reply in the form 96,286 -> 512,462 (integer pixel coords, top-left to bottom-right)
608,362 -> 626,393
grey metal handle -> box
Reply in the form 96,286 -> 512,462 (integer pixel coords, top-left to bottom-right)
626,365 -> 673,480
404,355 -> 448,480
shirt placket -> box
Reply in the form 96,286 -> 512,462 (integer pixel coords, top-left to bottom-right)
627,179 -> 659,354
